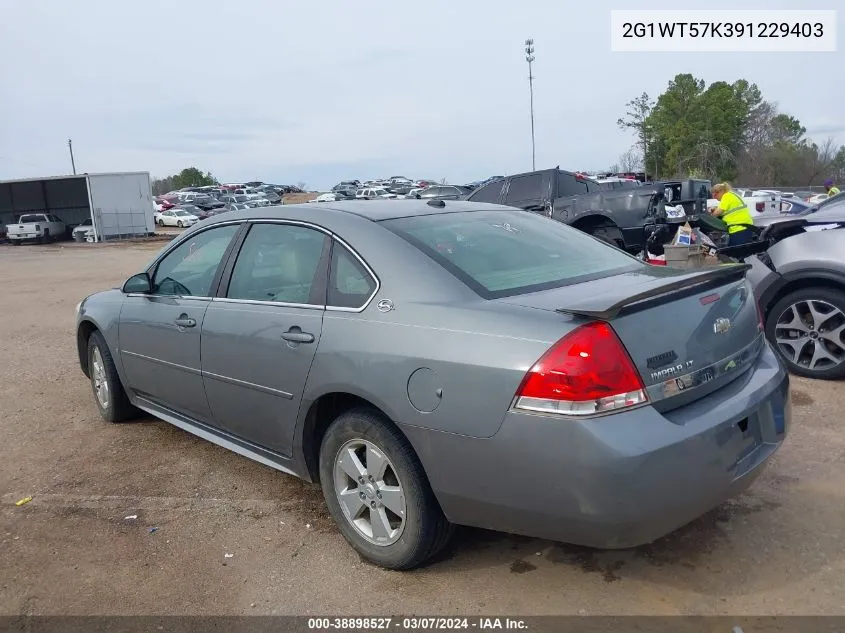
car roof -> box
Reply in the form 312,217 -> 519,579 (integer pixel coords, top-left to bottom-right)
208,199 -> 512,223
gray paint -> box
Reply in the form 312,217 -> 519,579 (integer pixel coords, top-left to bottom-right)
76,200 -> 790,549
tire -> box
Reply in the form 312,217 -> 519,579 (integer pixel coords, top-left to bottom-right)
87,330 -> 137,422
766,287 -> 845,380
177,221 -> 183,228
12,240 -> 20,246
319,408 -> 452,570
587,224 -> 626,250
157,219 -> 164,226
43,229 -> 51,243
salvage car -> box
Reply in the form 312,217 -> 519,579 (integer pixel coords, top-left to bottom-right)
733,202 -> 845,379
466,167 -> 710,254
75,200 -> 790,570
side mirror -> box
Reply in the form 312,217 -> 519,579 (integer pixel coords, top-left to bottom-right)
123,272 -> 152,294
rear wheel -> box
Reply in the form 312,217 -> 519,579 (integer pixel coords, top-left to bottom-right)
87,330 -> 137,422
319,408 -> 452,570
43,229 -> 51,243
579,221 -> 626,250
766,287 -> 845,380
177,220 -> 184,228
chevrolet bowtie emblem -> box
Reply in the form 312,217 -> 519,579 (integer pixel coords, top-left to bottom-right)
713,317 -> 732,334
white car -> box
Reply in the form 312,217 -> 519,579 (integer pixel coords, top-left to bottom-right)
398,188 -> 425,199
6,213 -> 66,244
156,209 -> 199,228
707,188 -> 780,215
72,218 -> 95,239
356,188 -> 397,200
234,188 -> 265,200
309,193 -> 338,203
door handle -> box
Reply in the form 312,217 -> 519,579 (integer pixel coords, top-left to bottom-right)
281,328 -> 315,344
174,316 -> 197,328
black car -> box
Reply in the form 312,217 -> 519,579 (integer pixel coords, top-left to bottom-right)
412,185 -> 474,201
466,167 -> 710,253
192,196 -> 225,211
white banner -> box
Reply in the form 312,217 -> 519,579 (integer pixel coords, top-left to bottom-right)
610,10 -> 837,52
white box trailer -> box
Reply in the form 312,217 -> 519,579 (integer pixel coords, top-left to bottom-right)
0,171 -> 156,241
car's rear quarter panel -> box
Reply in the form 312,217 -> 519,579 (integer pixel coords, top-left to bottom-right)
301,213 -> 574,439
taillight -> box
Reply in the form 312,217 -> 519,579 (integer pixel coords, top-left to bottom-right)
755,297 -> 765,332
35,224 -> 41,230
513,322 -> 647,416
756,202 -> 765,212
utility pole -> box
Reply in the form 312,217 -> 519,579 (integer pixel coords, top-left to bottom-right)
68,139 -> 76,175
525,39 -> 536,171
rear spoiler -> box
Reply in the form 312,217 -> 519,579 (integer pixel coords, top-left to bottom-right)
555,263 -> 751,320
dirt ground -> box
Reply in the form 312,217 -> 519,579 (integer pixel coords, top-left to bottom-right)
1,241 -> 844,616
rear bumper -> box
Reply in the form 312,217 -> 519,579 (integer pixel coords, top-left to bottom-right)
401,341 -> 790,548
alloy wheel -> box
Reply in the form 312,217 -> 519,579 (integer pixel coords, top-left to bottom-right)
91,346 -> 111,409
333,439 -> 406,546
774,299 -> 845,373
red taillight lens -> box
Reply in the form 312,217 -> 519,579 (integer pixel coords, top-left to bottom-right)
756,202 -> 765,212
514,322 -> 647,416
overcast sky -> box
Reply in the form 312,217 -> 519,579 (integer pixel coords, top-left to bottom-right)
1,0 -> 842,190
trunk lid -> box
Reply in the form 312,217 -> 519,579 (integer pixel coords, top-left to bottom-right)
497,264 -> 764,412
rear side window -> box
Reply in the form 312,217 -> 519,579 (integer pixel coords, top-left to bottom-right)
504,174 -> 543,204
557,173 -> 590,197
327,242 -> 377,309
468,181 -> 504,203
382,210 -> 639,299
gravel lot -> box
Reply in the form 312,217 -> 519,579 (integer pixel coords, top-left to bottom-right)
1,240 -> 844,616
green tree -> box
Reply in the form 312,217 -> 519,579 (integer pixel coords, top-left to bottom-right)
152,167 -> 219,195
623,74 -> 829,185
616,92 -> 654,176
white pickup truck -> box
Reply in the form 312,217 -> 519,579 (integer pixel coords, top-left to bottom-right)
6,213 -> 66,244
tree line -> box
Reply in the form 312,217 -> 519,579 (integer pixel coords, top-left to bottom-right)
151,167 -> 218,196
616,73 -> 845,187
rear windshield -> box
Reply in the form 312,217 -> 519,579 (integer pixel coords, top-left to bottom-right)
382,210 -> 640,299
19,214 -> 45,223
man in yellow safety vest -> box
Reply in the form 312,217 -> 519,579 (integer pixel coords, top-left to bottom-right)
824,179 -> 841,197
710,183 -> 754,246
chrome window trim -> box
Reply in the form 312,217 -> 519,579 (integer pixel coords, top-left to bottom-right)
212,297 -> 325,310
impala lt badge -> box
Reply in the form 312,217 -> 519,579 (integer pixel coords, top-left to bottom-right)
713,317 -> 732,334
650,360 -> 694,381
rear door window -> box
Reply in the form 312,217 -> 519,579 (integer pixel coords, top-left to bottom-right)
382,210 -> 639,299
504,174 -> 543,206
226,223 -> 328,305
556,173 -> 590,197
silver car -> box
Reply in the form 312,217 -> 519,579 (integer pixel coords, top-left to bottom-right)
742,202 -> 845,379
75,200 -> 790,569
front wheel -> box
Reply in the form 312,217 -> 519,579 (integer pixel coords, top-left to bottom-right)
157,219 -> 164,226
87,330 -> 137,422
319,408 -> 452,570
766,287 -> 845,380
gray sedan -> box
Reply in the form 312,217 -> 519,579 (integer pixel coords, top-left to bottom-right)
75,200 -> 790,569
